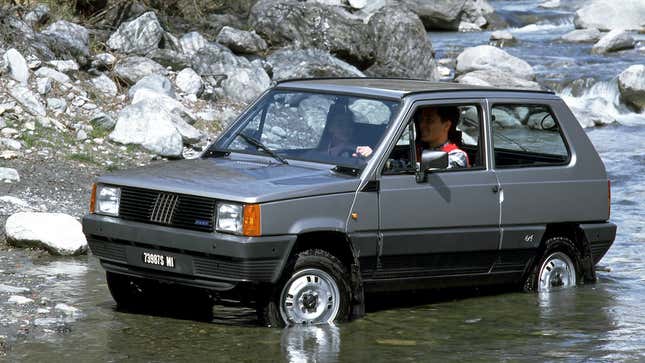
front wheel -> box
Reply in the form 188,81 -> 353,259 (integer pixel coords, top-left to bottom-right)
259,249 -> 352,327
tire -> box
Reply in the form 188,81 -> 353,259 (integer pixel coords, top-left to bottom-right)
524,237 -> 582,293
259,249 -> 352,328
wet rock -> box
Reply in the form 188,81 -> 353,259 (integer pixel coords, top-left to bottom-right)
456,45 -> 534,80
5,212 -> 88,255
35,67 -> 71,84
128,74 -> 176,100
216,26 -> 268,54
180,32 -> 209,57
3,49 -> 30,84
618,65 -> 645,111
267,48 -> 364,82
89,74 -> 118,97
591,30 -> 635,54
175,68 -> 203,95
456,69 -> 541,89
490,30 -> 515,46
54,303 -> 80,316
249,0 -> 375,67
107,11 -> 164,55
402,0 -> 495,31
561,28 -> 601,43
36,77 -> 52,95
366,6 -> 438,80
538,0 -> 560,9
0,284 -> 29,293
8,295 -> 33,304
91,53 -> 116,69
113,56 -> 167,85
574,0 -> 645,31
24,4 -> 50,27
41,21 -> 90,63
46,60 -> 79,73
147,49 -> 190,70
0,168 -> 20,182
9,85 -> 46,116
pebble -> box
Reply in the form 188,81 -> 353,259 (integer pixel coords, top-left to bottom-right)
8,295 -> 33,304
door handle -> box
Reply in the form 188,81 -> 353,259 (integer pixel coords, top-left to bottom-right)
492,185 -> 500,193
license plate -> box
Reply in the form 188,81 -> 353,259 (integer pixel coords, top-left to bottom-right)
142,252 -> 175,268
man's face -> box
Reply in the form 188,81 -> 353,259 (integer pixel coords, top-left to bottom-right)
418,108 -> 449,146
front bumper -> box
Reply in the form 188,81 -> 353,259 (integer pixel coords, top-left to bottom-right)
82,214 -> 296,290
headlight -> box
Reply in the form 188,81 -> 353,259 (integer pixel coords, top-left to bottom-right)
216,202 -> 243,234
95,185 -> 121,216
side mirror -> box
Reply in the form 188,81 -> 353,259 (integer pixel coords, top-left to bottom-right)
416,150 -> 448,182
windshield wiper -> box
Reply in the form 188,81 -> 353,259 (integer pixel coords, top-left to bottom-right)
237,132 -> 289,165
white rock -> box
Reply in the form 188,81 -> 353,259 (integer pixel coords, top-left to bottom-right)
574,0 -> 645,31
113,56 -> 167,85
47,98 -> 67,114
92,53 -> 116,68
618,64 -> 645,111
34,66 -> 71,84
0,284 -> 29,293
216,26 -> 268,54
54,303 -> 80,315
24,4 -> 50,26
456,45 -> 535,80
490,30 -> 514,41
9,85 -> 46,116
175,68 -> 203,95
0,128 -> 19,137
0,196 -> 30,208
456,69 -> 541,89
0,150 -> 20,160
128,74 -> 175,100
24,121 -> 36,131
8,295 -> 33,305
76,129 -> 88,141
348,0 -> 367,9
3,48 -> 30,84
561,28 -> 602,43
41,20 -> 90,60
107,11 -> 164,55
4,212 -> 88,255
90,74 -> 118,97
180,32 -> 208,57
37,77 -> 52,95
0,167 -> 20,182
47,60 -> 79,73
538,0 -> 560,9
591,29 -> 635,54
0,138 -> 22,150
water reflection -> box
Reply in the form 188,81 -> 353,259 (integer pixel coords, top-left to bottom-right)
282,325 -> 341,363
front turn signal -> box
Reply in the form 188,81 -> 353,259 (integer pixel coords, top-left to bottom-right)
243,204 -> 261,237
89,183 -> 97,214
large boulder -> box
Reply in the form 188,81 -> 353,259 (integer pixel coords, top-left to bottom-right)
3,49 -> 30,84
216,26 -> 268,54
365,6 -> 438,80
40,20 -> 90,63
5,213 -> 87,256
561,28 -> 601,43
618,65 -> 645,111
128,74 -> 176,100
175,68 -> 203,95
267,48 -> 365,81
403,0 -> 496,31
180,32 -> 209,57
456,45 -> 535,80
574,0 -> 645,31
9,85 -> 46,116
0,167 -> 20,183
249,0 -> 375,68
107,11 -> 164,55
456,69 -> 541,90
113,56 -> 167,85
591,30 -> 635,54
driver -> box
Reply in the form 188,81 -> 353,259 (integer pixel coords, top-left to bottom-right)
415,107 -> 469,169
324,115 -> 373,158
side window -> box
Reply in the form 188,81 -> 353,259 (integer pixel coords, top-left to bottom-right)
491,104 -> 569,167
382,104 -> 483,174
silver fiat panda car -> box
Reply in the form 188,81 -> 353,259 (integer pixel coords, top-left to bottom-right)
83,78 -> 616,327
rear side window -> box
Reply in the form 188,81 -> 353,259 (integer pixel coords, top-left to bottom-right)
491,104 -> 570,168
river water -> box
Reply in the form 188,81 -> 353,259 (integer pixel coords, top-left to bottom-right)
3,1 -> 645,361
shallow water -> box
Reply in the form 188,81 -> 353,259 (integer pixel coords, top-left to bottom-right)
3,1 -> 645,361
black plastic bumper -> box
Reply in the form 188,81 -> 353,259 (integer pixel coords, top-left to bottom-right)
580,222 -> 617,264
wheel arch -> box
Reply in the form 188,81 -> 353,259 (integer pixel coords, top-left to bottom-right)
540,222 -> 596,283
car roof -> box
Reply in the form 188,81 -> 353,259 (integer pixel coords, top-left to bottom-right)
274,77 -> 555,100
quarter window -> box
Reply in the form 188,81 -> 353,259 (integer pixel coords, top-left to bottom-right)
491,104 -> 569,167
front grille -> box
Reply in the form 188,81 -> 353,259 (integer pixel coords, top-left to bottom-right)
119,186 -> 216,232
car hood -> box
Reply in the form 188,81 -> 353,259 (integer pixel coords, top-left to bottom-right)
97,157 -> 361,203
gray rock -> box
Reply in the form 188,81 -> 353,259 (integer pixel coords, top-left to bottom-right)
180,32 -> 209,57
561,28 -> 601,43
128,74 -> 175,100
366,6 -> 438,80
249,0 -> 375,67
46,98 -> 67,114
107,11 -> 164,55
402,0 -> 495,31
147,48 -> 190,70
618,64 -> 645,111
90,112 -> 116,130
3,49 -> 30,84
0,167 -> 20,182
41,20 -> 90,63
268,48 -> 364,81
113,56 -> 167,85
92,53 -> 116,69
175,68 -> 203,95
76,129 -> 88,141
490,30 -> 515,45
0,138 -> 21,150
574,0 -> 645,31
456,69 -> 541,90
456,45 -> 534,80
46,60 -> 79,73
491,107 -> 522,128
90,74 -> 118,97
216,26 -> 268,54
34,66 -> 71,84
36,77 -> 52,95
9,85 -> 46,116
24,4 -> 50,27
591,30 -> 635,54
5,212 -> 88,255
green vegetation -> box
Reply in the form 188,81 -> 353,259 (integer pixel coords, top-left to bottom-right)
68,152 -> 97,164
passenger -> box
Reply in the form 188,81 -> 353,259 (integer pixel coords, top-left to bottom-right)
324,115 -> 373,158
416,107 -> 469,169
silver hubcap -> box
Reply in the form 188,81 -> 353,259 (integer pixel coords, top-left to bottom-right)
279,268 -> 340,325
538,252 -> 576,292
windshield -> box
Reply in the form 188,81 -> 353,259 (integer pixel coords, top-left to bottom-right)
213,90 -> 400,169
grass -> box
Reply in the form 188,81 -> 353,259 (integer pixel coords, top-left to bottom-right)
88,127 -> 110,139
68,152 -> 97,164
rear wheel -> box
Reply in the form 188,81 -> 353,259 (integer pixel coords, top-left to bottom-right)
259,249 -> 351,327
524,237 -> 581,292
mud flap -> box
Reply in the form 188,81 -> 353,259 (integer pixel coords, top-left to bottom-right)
349,262 -> 365,320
